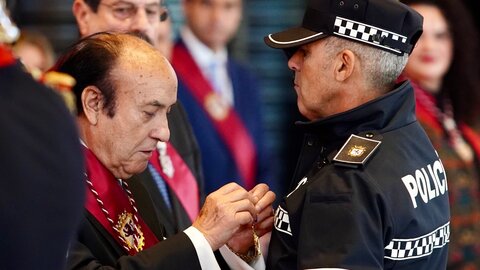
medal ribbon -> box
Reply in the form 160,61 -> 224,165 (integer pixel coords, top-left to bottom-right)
172,43 -> 257,189
149,142 -> 200,221
83,146 -> 159,255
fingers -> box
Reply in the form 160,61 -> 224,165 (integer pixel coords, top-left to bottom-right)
217,182 -> 245,195
229,196 -> 257,222
255,216 -> 275,237
250,183 -> 269,199
256,203 -> 274,223
213,182 -> 258,204
250,183 -> 276,212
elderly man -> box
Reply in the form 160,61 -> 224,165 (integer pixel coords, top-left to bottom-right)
72,0 -> 205,236
264,0 -> 450,269
54,32 -> 274,269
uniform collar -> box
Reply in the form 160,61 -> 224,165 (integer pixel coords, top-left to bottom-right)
297,81 -> 416,143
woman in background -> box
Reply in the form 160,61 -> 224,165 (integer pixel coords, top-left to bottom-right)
401,0 -> 480,268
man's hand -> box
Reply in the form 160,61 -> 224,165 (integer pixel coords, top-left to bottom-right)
226,183 -> 276,254
192,183 -> 257,250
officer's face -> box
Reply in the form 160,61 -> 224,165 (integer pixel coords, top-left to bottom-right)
74,0 -> 165,43
403,4 -> 453,93
287,40 -> 340,120
90,50 -> 177,179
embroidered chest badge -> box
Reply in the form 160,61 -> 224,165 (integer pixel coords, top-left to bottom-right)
348,145 -> 367,157
115,211 -> 145,252
333,134 -> 382,167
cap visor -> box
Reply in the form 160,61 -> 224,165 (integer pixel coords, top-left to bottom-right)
264,26 -> 328,49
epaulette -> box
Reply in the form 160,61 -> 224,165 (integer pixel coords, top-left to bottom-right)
333,133 -> 382,168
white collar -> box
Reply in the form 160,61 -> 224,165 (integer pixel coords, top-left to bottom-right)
180,26 -> 228,70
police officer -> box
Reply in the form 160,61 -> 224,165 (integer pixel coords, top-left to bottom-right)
264,0 -> 450,269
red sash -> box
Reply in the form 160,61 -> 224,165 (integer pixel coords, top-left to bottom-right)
413,83 -> 480,159
149,142 -> 200,221
172,43 -> 257,189
83,147 -> 159,255
0,44 -> 15,68
414,86 -> 443,131
461,125 -> 480,159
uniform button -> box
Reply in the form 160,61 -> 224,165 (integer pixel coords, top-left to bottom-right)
307,139 -> 314,146
365,133 -> 374,138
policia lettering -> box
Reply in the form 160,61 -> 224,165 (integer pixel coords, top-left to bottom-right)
401,159 -> 447,208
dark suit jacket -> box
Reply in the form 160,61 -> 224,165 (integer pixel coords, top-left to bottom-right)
66,102 -> 211,269
67,211 -> 202,269
0,62 -> 85,269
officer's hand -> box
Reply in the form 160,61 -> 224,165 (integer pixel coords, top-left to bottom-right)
192,183 -> 257,250
226,183 -> 276,254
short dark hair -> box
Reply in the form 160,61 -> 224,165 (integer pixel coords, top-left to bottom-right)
52,32 -> 123,117
84,0 -> 101,12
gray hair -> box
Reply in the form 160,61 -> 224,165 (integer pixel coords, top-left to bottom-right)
323,36 -> 408,92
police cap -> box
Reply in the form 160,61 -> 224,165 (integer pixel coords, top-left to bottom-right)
264,0 -> 423,55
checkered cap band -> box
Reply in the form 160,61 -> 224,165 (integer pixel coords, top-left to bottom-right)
384,222 -> 450,261
334,16 -> 407,54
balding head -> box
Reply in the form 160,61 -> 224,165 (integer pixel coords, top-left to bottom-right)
54,32 -> 175,117
54,32 -> 177,179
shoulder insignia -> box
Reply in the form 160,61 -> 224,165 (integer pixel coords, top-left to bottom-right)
333,134 -> 381,168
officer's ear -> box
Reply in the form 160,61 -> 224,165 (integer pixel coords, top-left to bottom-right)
81,86 -> 103,125
333,49 -> 356,82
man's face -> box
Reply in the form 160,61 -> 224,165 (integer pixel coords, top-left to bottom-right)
183,0 -> 242,51
92,52 -> 177,179
74,0 -> 163,42
287,40 -> 340,120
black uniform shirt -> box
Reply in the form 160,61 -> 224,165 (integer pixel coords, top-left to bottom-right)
267,81 -> 450,270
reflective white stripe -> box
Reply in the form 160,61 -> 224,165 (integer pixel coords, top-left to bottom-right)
274,206 -> 292,235
268,32 -> 325,45
384,222 -> 450,261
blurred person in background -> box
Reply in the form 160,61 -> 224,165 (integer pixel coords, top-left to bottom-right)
154,9 -> 173,59
401,0 -> 480,269
172,0 -> 274,195
12,29 -> 55,72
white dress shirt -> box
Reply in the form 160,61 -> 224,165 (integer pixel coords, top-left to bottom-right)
180,27 -> 235,106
